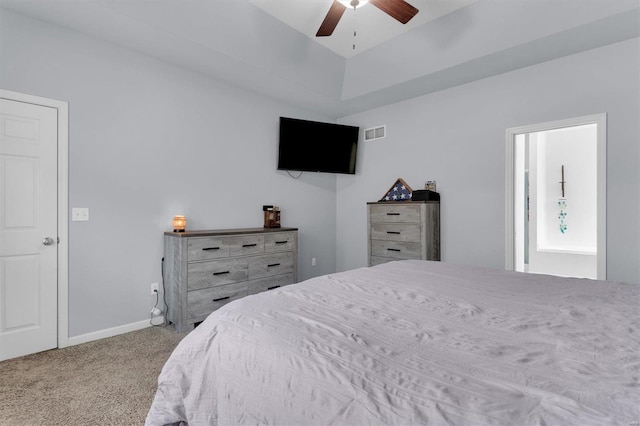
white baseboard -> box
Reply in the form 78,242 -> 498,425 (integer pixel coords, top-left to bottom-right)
61,317 -> 165,348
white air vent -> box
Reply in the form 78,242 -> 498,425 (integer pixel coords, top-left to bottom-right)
364,125 -> 386,141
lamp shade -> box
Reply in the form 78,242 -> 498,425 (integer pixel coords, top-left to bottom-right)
172,215 -> 186,232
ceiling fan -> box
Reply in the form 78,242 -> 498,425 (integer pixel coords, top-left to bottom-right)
316,0 -> 419,37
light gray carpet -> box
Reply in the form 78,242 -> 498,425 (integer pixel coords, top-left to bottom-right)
0,325 -> 188,426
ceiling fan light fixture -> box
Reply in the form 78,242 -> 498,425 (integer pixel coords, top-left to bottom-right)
337,0 -> 369,9
317,0 -> 417,38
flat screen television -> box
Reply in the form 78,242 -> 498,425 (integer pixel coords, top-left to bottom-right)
277,117 -> 359,175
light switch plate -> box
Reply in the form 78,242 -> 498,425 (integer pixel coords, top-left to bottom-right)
72,208 -> 89,221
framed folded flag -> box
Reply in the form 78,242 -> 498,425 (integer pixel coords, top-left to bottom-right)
380,178 -> 413,202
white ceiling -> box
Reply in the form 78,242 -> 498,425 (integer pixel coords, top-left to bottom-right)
0,0 -> 638,119
248,0 -> 478,58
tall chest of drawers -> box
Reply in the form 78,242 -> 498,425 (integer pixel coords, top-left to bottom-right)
367,201 -> 440,266
164,227 -> 298,332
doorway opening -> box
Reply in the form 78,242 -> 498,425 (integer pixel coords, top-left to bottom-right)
505,114 -> 606,280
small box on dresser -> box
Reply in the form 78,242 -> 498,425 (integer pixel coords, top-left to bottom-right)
164,227 -> 298,332
367,201 -> 440,266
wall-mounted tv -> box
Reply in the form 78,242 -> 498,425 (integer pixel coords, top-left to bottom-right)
277,117 -> 359,175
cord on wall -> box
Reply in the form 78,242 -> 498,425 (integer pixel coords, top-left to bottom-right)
162,257 -> 169,323
286,170 -> 303,179
150,257 -> 170,327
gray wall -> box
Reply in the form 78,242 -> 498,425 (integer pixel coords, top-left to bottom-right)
1,8 -> 638,341
0,9 -> 339,337
337,38 -> 639,285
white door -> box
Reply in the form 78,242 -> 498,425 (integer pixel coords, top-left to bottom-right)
0,98 -> 58,361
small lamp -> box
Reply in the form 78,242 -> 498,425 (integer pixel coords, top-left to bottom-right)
172,215 -> 186,232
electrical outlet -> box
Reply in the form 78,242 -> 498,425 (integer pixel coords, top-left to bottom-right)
311,257 -> 317,266
150,282 -> 159,295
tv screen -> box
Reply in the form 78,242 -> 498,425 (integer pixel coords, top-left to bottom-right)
277,117 -> 359,175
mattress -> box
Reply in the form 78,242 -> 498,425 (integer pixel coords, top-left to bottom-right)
146,260 -> 640,425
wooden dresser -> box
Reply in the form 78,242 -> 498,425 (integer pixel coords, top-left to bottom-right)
164,227 -> 298,332
367,201 -> 440,266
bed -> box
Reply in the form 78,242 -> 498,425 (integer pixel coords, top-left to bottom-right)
146,260 -> 640,425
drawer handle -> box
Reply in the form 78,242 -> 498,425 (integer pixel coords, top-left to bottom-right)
267,263 -> 280,267
212,296 -> 230,302
213,271 -> 230,276
267,285 -> 281,290
202,247 -> 220,251
387,248 -> 401,252
386,212 -> 400,216
386,231 -> 401,235
242,243 -> 257,248
275,240 -> 288,245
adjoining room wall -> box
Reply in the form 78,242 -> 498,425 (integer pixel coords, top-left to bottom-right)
527,126 -> 598,279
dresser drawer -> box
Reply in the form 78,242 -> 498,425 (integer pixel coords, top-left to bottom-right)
369,204 -> 421,223
264,232 -> 296,253
370,239 -> 422,260
370,223 -> 421,242
187,237 -> 230,261
187,258 -> 248,291
226,235 -> 265,257
249,252 -> 295,280
187,282 -> 247,320
370,256 -> 394,266
247,273 -> 294,295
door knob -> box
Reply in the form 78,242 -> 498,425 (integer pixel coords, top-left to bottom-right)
42,237 -> 55,246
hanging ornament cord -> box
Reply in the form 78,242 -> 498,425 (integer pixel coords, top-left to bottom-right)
353,4 -> 357,50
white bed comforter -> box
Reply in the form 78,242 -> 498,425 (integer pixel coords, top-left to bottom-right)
146,260 -> 640,426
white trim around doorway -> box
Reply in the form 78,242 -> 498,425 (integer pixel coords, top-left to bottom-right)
505,113 -> 607,280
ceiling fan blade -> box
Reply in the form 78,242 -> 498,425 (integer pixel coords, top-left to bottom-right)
369,0 -> 419,24
316,1 -> 347,37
